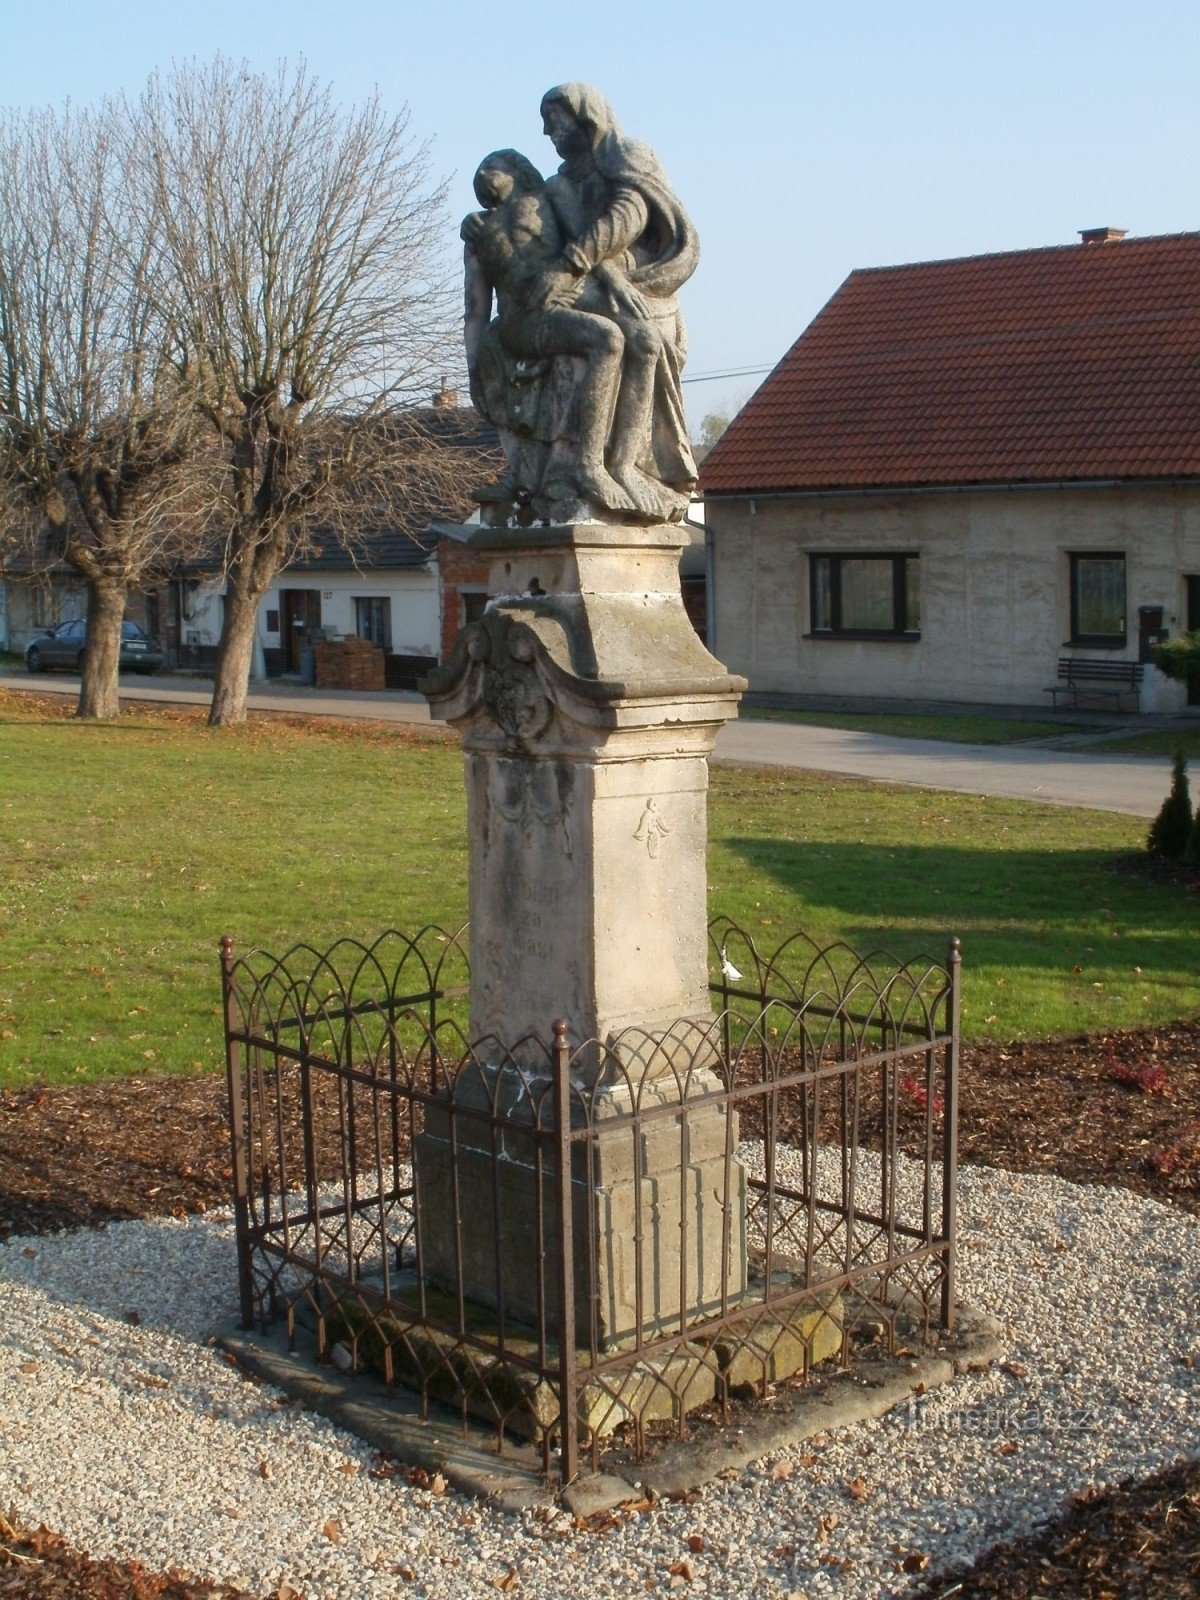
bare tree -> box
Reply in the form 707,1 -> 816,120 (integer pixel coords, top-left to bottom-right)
0,100 -> 202,718
140,59 -> 457,725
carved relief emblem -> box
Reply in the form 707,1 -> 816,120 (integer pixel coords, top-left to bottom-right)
634,797 -> 671,858
466,614 -> 553,742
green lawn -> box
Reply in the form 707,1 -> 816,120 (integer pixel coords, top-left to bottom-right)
1100,729 -> 1200,759
1,692 -> 1196,1088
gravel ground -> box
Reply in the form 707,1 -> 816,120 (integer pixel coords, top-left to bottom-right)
2,1159 -> 1197,1600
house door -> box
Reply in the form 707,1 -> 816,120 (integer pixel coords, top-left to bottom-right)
1188,577 -> 1200,707
280,589 -> 322,673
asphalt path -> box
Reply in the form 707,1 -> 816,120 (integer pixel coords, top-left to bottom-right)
1,670 -> 1180,818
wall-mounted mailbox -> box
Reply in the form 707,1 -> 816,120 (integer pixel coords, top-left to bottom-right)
1139,605 -> 1166,664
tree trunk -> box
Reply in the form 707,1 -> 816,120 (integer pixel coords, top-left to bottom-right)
208,576 -> 266,726
76,581 -> 127,719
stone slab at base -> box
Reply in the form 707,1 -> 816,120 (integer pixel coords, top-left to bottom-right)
295,1270 -> 844,1442
215,1300 -> 1001,1515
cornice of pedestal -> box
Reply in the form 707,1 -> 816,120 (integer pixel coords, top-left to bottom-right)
423,589 -> 744,758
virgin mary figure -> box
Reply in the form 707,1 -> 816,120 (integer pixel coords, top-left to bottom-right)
539,82 -> 700,522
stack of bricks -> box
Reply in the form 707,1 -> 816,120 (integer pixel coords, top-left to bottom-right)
314,637 -> 386,691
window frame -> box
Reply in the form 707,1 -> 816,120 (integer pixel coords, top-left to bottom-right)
807,551 -> 921,641
354,595 -> 392,651
1068,551 -> 1127,648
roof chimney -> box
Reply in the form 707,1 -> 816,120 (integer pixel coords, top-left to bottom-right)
1079,226 -> 1128,245
432,375 -> 458,411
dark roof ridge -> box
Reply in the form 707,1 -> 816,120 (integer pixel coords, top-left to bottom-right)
850,228 -> 1200,278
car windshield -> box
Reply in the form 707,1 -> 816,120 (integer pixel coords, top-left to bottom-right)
121,623 -> 147,640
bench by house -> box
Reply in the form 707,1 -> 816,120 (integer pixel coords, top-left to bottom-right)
1045,657 -> 1143,710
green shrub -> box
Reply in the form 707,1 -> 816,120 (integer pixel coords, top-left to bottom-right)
1148,749 -> 1193,857
1152,631 -> 1200,684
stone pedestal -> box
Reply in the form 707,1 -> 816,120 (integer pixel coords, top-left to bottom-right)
419,524 -> 748,1346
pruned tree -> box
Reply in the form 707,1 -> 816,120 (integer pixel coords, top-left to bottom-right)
139,59 -> 458,725
0,99 -> 203,718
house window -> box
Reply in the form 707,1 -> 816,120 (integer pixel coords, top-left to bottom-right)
355,596 -> 392,650
462,591 -> 490,626
809,554 -> 920,638
1069,553 -> 1125,646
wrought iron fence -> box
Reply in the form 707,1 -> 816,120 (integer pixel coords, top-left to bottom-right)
222,920 -> 960,1483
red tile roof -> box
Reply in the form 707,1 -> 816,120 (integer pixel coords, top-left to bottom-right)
700,232 -> 1200,495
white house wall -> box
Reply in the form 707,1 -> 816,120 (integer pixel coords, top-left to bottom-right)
184,569 -> 440,659
709,484 -> 1200,710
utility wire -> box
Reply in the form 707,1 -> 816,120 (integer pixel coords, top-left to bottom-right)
681,363 -> 774,385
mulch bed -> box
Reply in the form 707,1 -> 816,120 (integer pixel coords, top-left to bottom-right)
915,1455 -> 1200,1599
1,1023 -> 1197,1598
0,1513 -> 260,1600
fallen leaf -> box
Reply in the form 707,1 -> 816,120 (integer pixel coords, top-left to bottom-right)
395,1567 -> 416,1583
491,1564 -> 519,1591
258,1460 -> 273,1480
275,1584 -> 301,1600
1002,1361 -> 1029,1379
430,1471 -> 448,1496
668,1557 -> 694,1582
997,1440 -> 1020,1456
902,1551 -> 930,1573
20,1247 -> 36,1260
846,1477 -> 870,1502
322,1519 -> 341,1543
20,1361 -> 38,1375
772,1543 -> 796,1560
337,1462 -> 357,1476
686,1534 -> 704,1553
770,1460 -> 794,1482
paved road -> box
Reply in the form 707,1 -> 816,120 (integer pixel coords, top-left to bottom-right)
1,670 -> 1180,818
715,719 -> 1172,818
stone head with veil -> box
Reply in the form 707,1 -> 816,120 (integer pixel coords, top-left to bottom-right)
462,83 -> 699,526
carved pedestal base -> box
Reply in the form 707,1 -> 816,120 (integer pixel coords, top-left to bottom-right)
414,1068 -> 747,1348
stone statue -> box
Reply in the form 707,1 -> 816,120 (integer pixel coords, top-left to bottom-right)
462,85 -> 699,526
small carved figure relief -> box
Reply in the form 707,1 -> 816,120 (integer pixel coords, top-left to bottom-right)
634,797 -> 671,858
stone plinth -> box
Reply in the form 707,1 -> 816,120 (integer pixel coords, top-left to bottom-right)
414,1067 -> 746,1347
419,523 -> 747,1348
422,524 -> 745,1068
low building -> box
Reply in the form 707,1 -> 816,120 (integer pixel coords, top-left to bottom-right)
701,229 -> 1200,712
167,399 -> 502,686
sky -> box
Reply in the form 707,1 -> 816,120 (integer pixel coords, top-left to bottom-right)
4,0 -> 1199,431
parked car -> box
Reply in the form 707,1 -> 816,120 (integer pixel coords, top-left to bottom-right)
24,619 -> 163,675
